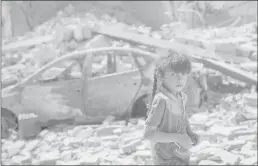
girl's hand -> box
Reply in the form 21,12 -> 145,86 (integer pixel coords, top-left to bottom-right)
176,134 -> 193,149
189,132 -> 200,146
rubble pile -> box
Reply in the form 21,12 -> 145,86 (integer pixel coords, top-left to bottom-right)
1,4 -> 257,165
2,5 -> 257,87
2,92 -> 257,165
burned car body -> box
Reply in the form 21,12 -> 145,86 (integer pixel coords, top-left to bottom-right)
3,23 -> 254,129
2,39 -> 204,129
1,37 -> 159,127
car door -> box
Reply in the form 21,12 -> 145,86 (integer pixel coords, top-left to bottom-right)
18,35 -> 113,123
20,61 -> 84,123
83,51 -> 144,119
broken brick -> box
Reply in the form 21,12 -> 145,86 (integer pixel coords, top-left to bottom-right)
87,137 -> 101,147
60,150 -> 73,161
11,154 -> 31,164
38,150 -> 60,165
8,140 -> 25,157
23,139 -> 40,152
240,156 -> 257,165
218,150 -> 240,165
198,160 -> 220,165
101,135 -> 120,142
133,150 -> 151,159
223,139 -> 246,151
95,126 -> 117,137
78,155 -> 99,165
121,138 -> 142,154
73,26 -> 84,42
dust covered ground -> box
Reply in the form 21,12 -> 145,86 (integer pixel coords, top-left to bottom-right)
2,92 -> 257,165
1,3 -> 257,165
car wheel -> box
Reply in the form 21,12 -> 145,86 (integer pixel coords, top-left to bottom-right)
131,94 -> 149,118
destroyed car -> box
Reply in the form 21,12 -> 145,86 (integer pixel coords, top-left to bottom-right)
1,40 -> 155,128
1,37 -> 207,131
3,20 -> 256,131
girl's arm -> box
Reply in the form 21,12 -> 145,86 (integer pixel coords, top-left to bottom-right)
186,118 -> 194,136
181,91 -> 194,136
143,95 -> 184,143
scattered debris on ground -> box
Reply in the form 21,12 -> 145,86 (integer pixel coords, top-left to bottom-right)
1,4 -> 257,165
2,92 -> 257,165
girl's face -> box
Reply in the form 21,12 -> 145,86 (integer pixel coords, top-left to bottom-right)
162,68 -> 188,92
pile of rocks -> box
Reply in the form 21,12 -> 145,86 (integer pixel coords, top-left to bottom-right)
2,120 -> 150,165
1,6 -> 257,165
2,7 -> 257,88
189,92 -> 257,165
2,92 -> 257,165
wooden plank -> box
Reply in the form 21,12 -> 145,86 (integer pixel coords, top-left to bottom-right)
200,58 -> 257,85
91,23 -> 213,59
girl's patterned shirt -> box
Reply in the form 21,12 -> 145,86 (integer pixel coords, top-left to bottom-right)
145,87 -> 190,164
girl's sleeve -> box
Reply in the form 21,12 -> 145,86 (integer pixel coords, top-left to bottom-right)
145,95 -> 166,130
181,92 -> 189,117
181,92 -> 188,109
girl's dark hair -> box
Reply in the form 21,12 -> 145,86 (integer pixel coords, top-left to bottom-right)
151,68 -> 158,101
150,50 -> 192,104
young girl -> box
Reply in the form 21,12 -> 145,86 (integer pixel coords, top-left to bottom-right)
144,51 -> 200,165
